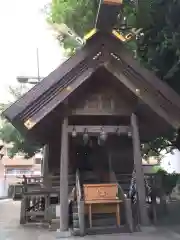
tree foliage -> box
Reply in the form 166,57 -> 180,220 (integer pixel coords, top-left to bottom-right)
47,0 -> 98,37
156,168 -> 179,196
142,133 -> 177,161
137,0 -> 180,95
136,0 -> 180,158
0,86 -> 40,158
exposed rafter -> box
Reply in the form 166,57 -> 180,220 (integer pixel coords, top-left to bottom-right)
3,32 -> 180,142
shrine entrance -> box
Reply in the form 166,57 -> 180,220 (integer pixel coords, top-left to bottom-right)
57,113 -> 149,234
69,128 -> 134,183
70,135 -> 110,182
68,129 -> 132,233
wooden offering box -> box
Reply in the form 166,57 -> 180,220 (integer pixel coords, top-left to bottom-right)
83,183 -> 119,203
83,183 -> 122,228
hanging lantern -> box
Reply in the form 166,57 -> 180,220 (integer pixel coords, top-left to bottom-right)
128,131 -> 132,137
72,127 -> 77,137
83,128 -> 89,144
100,127 -> 107,141
98,137 -> 101,145
116,127 -> 121,136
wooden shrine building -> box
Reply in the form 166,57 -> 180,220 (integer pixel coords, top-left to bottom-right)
3,0 -> 180,236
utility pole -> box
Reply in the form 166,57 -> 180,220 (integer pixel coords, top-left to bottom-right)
16,48 -> 44,175
17,48 -> 43,84
36,48 -> 40,82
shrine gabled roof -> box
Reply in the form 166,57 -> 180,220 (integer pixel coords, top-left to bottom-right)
3,31 -> 180,141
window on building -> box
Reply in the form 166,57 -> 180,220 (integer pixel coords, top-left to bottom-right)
35,158 -> 41,164
6,168 -> 32,176
6,168 -> 16,175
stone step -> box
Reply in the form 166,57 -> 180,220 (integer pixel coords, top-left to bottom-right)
86,225 -> 128,235
71,225 -> 128,236
85,212 -> 126,227
86,217 -> 117,227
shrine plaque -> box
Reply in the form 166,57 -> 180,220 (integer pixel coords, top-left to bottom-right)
83,183 -> 118,203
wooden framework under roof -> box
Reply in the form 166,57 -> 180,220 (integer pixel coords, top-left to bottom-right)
3,32 -> 180,145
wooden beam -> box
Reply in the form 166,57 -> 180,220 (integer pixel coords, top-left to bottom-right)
124,198 -> 133,232
71,109 -> 132,116
115,43 -> 180,112
4,38 -> 101,121
59,118 -> 69,231
96,0 -> 123,32
23,68 -> 96,130
68,125 -> 130,133
106,63 -> 179,129
104,0 -> 123,4
42,144 -> 49,177
131,113 -> 149,226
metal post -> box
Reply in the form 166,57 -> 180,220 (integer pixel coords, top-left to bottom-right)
36,48 -> 40,82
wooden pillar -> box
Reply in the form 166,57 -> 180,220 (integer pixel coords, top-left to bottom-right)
131,113 -> 149,226
59,117 -> 69,232
124,198 -> 133,232
78,200 -> 85,236
42,144 -> 49,177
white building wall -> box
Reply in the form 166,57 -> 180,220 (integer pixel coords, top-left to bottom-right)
161,149 -> 180,173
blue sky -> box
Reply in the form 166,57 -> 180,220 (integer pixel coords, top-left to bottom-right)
0,0 -> 65,102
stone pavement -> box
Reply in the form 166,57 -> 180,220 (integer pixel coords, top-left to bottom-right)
0,199 -> 180,240
157,200 -> 180,236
